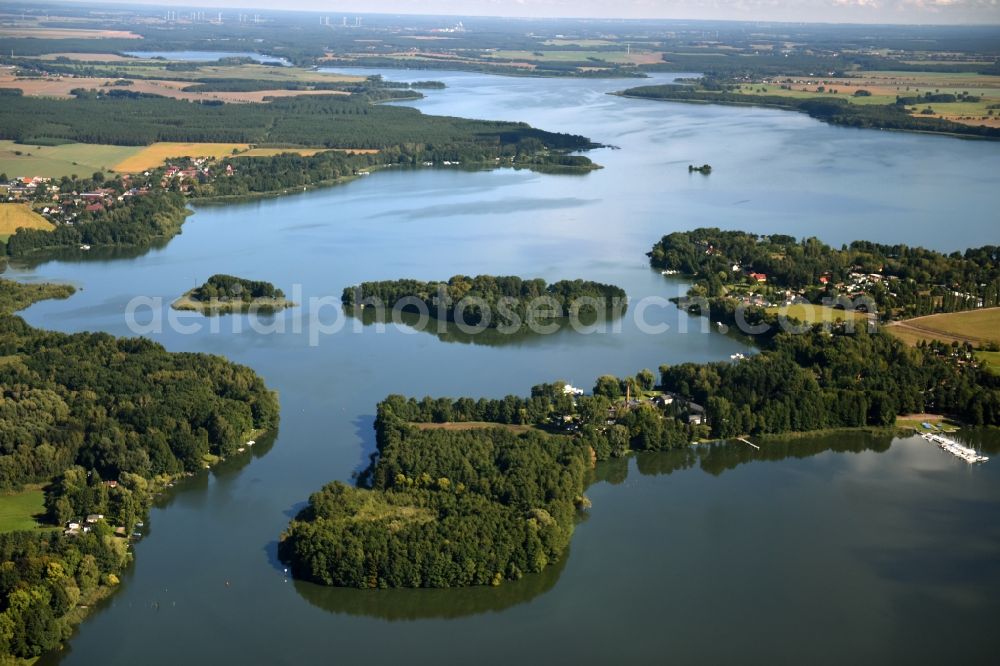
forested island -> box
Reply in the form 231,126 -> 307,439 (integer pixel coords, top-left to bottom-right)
283,231 -> 1000,590
0,278 -> 279,659
173,274 -> 293,315
617,84 -> 1000,140
342,275 -> 627,330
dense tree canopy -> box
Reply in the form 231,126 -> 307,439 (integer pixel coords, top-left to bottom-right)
188,274 -> 283,302
280,403 -> 590,588
342,275 -> 626,329
0,93 -> 597,151
0,279 -> 279,658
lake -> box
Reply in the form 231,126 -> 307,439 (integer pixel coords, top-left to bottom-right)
123,50 -> 291,66
11,70 -> 999,664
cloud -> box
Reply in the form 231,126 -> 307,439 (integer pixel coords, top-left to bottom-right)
833,0 -> 882,8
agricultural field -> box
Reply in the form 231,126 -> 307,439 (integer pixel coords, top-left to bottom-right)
0,203 -> 54,243
0,71 -> 352,104
65,61 -> 366,84
739,71 -> 1000,127
0,27 -> 141,39
886,308 -> 1000,347
36,52 -> 138,62
975,351 -> 1000,374
0,486 -> 48,534
767,303 -> 864,324
0,139 -> 142,178
238,147 -> 379,158
113,142 -> 251,171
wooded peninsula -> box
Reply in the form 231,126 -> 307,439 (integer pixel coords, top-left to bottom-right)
282,232 -> 1000,589
0,278 -> 279,659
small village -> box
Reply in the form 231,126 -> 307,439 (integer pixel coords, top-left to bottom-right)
554,381 -> 708,435
0,156 -> 231,229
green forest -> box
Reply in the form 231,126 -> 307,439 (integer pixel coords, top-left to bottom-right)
0,279 -> 279,659
282,322 -> 1000,588
342,275 -> 627,330
279,402 -> 590,589
0,92 -> 596,151
187,274 -> 283,302
175,274 -> 292,315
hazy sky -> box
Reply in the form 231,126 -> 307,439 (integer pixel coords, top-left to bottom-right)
91,0 -> 1000,25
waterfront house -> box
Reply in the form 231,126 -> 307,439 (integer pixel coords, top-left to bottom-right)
686,402 -> 707,425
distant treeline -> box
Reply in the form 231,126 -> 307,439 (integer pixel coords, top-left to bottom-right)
342,275 -> 627,329
619,84 -> 1000,140
314,55 -> 647,78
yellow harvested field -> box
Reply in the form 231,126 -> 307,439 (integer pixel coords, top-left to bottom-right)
113,143 -> 381,171
114,143 -> 251,172
0,27 -> 141,39
886,308 -> 1000,347
0,73 -> 349,104
239,148 -> 379,157
36,52 -> 138,62
0,204 -> 54,236
210,89 -> 349,103
238,148 -> 328,158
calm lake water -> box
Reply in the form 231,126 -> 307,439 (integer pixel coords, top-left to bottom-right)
123,50 -> 291,66
10,70 -> 1000,664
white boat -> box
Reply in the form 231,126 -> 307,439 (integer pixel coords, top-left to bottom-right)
79,244 -> 91,251
921,432 -> 989,464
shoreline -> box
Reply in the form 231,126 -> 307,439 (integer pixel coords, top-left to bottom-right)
171,290 -> 296,315
612,92 -> 1000,142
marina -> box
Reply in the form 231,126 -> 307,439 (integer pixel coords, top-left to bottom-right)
921,432 -> 989,464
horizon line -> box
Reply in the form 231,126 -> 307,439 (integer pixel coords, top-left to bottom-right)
39,1 -> 1000,29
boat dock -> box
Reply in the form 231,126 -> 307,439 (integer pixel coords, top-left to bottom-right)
921,432 -> 989,464
737,437 -> 759,450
